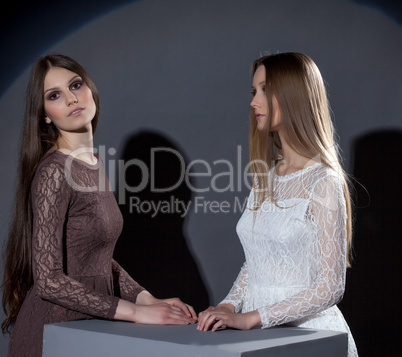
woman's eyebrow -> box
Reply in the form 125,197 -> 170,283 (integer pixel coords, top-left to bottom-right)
251,81 -> 266,89
44,75 -> 80,94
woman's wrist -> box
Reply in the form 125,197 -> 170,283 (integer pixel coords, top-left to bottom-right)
135,290 -> 158,305
114,299 -> 137,321
217,303 -> 235,313
245,310 -> 262,329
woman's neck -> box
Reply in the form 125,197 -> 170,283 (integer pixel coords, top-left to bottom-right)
276,132 -> 318,176
56,130 -> 96,165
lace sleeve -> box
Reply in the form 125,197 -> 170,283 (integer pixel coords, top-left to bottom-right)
31,163 -> 119,320
111,259 -> 145,303
220,262 -> 248,312
258,174 -> 347,328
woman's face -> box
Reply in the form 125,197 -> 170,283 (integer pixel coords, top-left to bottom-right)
250,65 -> 281,131
43,67 -> 96,134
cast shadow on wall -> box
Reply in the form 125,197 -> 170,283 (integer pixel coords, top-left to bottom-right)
338,129 -> 401,356
113,130 -> 210,313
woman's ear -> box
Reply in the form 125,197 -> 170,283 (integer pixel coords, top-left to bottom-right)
44,115 -> 51,124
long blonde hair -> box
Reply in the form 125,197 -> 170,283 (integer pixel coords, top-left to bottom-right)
249,52 -> 353,266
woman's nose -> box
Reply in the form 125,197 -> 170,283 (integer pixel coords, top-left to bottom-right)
250,97 -> 259,109
66,91 -> 78,105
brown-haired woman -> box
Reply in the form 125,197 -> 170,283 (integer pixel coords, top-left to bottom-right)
2,54 -> 197,357
197,52 -> 358,356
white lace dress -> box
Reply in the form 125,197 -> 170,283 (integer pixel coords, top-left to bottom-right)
220,163 -> 358,356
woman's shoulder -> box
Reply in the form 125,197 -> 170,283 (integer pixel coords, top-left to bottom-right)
309,163 -> 344,185
33,151 -> 69,185
31,151 -> 74,201
37,149 -> 69,170
308,164 -> 345,205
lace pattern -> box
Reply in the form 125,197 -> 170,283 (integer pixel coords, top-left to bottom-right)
220,164 -> 357,356
8,151 -> 144,357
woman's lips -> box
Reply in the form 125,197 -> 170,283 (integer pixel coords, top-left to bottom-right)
69,107 -> 84,117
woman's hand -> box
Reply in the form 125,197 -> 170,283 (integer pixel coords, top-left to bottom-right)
155,297 -> 197,322
133,302 -> 196,325
197,304 -> 260,331
135,291 -> 197,322
114,299 -> 196,325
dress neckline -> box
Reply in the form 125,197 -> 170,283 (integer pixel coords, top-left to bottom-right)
274,161 -> 322,181
53,150 -> 100,170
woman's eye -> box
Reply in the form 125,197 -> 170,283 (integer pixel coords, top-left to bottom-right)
262,86 -> 266,93
251,90 -> 256,97
48,92 -> 60,100
71,81 -> 82,90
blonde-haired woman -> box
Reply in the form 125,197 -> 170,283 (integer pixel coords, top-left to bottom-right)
197,52 -> 358,356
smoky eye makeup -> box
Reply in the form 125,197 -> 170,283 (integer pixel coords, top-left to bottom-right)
46,91 -> 60,101
70,77 -> 84,90
44,77 -> 86,101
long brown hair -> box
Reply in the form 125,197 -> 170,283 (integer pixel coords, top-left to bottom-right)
249,52 -> 353,266
1,54 -> 100,333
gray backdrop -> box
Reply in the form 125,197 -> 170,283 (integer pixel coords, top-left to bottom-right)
0,0 -> 401,355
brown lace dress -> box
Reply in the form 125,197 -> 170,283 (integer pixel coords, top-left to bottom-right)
8,151 -> 145,357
